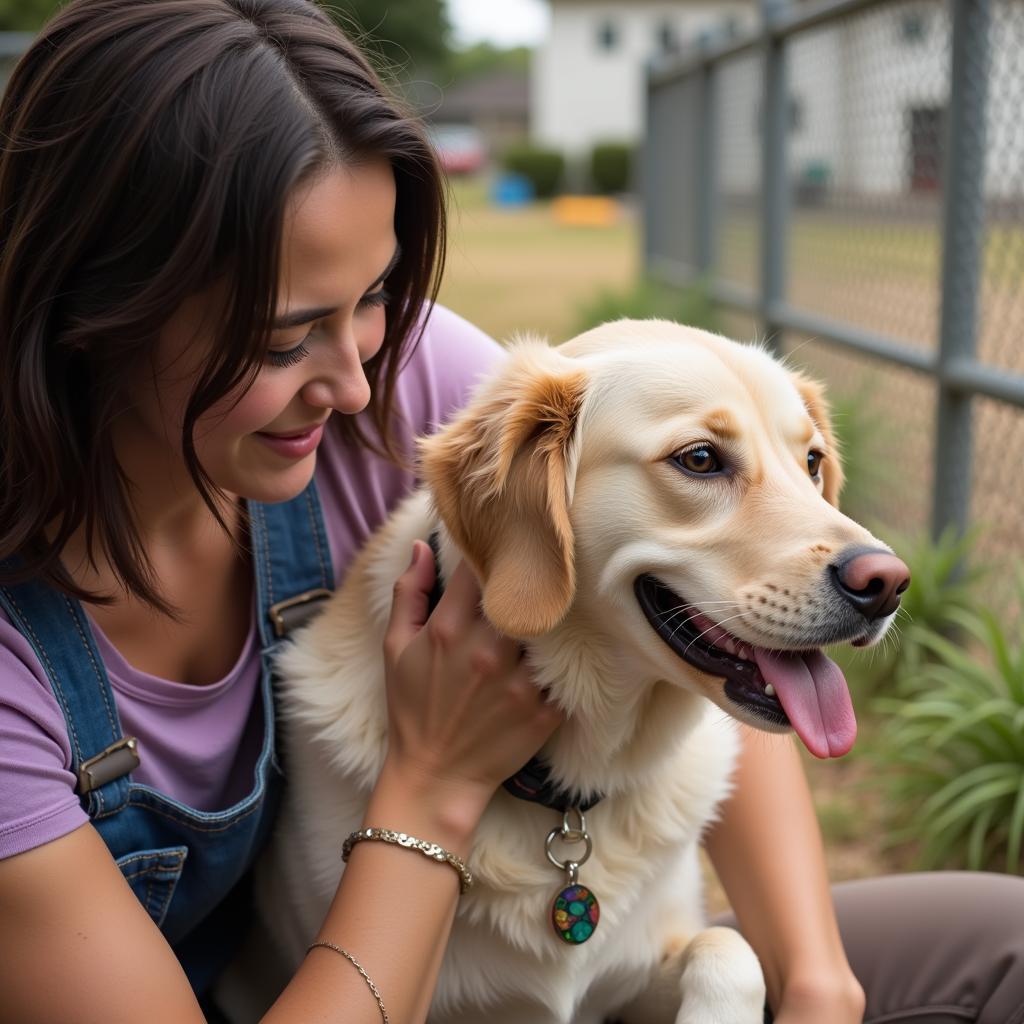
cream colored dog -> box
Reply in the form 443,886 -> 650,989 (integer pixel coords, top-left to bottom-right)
255,320 -> 909,1024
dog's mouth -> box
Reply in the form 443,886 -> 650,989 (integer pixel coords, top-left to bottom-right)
634,575 -> 856,759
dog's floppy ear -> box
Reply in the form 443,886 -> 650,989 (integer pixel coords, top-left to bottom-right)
791,372 -> 844,507
419,342 -> 587,638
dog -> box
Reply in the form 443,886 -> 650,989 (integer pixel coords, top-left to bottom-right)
253,319 -> 909,1024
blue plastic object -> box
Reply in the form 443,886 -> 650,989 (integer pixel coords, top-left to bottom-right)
491,172 -> 534,207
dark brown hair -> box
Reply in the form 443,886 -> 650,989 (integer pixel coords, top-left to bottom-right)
0,0 -> 446,610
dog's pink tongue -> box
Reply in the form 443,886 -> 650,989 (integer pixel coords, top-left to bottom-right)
751,649 -> 856,759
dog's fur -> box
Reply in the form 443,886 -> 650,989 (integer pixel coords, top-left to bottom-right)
252,320 -> 896,1023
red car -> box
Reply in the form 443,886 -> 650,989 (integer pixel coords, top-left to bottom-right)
428,124 -> 487,175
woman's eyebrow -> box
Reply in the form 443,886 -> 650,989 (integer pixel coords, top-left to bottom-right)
273,305 -> 337,330
271,244 -> 402,330
369,242 -> 402,289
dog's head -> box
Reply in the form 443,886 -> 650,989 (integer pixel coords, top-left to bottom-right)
419,320 -> 908,759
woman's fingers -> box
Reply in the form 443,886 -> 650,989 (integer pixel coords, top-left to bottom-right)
382,551 -> 561,796
428,558 -> 481,629
383,541 -> 437,659
429,560 -> 521,664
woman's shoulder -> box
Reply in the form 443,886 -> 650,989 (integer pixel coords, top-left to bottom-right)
0,611 -> 88,859
313,305 -> 505,582
397,303 -> 505,431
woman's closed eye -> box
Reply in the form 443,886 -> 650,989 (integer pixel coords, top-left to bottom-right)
358,285 -> 390,311
265,286 -> 391,369
266,336 -> 312,369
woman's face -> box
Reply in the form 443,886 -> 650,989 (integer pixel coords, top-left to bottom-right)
130,159 -> 398,505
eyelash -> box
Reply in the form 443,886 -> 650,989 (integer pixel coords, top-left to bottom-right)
265,288 -> 391,369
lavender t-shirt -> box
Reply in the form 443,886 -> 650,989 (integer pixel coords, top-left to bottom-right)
0,305 -> 501,860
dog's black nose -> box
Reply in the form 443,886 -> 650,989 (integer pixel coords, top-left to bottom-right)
830,546 -> 910,620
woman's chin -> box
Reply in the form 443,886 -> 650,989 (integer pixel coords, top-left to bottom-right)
224,455 -> 318,506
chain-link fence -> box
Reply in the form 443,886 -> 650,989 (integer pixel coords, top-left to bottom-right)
644,0 -> 1024,588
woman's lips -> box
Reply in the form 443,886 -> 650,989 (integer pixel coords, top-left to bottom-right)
254,422 -> 325,459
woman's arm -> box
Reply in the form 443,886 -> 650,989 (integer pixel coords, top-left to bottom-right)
267,546 -> 562,1022
0,545 -> 560,1024
0,774 -> 485,1024
703,726 -> 866,1022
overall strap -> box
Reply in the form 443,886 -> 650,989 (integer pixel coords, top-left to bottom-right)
247,480 -> 334,649
0,480 -> 334,819
0,571 -> 136,819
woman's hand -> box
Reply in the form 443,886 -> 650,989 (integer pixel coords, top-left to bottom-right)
380,541 -> 563,831
772,968 -> 865,1023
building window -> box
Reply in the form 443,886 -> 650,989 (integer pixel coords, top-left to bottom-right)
596,19 -> 619,52
656,20 -> 679,56
909,105 -> 945,191
900,12 -> 929,43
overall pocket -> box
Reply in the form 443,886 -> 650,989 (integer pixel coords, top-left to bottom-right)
116,846 -> 188,928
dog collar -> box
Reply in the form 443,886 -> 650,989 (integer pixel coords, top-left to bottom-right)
502,755 -> 602,813
425,532 -> 603,815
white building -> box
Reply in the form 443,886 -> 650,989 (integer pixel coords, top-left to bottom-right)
533,0 -> 1022,200
531,0 -> 757,159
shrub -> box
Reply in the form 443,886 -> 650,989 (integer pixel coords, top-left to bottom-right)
590,141 -> 632,194
871,576 -> 1024,873
574,279 -> 720,336
501,144 -> 565,199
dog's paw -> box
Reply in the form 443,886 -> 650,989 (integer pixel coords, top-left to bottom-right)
675,926 -> 765,1024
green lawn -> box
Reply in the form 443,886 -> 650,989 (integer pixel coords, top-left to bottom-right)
720,209 -> 1024,289
438,177 -> 638,345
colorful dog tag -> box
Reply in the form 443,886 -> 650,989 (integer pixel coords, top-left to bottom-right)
551,883 -> 600,944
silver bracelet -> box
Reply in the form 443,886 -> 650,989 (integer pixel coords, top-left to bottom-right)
306,941 -> 388,1023
342,826 -> 474,894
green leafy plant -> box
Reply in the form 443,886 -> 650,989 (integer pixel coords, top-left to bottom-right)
871,574 -> 1024,873
501,144 -> 565,199
573,279 -> 720,336
0,0 -> 60,31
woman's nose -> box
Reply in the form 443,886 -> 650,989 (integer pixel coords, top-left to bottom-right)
301,331 -> 372,415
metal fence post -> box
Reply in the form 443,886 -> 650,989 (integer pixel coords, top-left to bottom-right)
696,51 -> 718,276
760,0 -> 790,355
933,0 -> 991,540
642,67 -> 662,276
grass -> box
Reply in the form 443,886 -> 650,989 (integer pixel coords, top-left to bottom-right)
438,177 -> 638,345
718,209 -> 1024,290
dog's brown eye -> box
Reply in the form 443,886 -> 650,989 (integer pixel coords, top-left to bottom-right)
808,450 -> 823,478
677,446 -> 721,474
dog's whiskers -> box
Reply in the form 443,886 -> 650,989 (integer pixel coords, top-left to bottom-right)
658,605 -> 744,645
653,601 -> 742,638
680,613 -> 751,657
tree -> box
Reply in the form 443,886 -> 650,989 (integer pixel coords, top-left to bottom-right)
0,0 -> 61,31
0,1 -> 453,76
323,0 -> 451,77
447,42 -> 530,85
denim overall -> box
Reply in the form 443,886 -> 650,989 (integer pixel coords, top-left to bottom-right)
0,484 -> 333,997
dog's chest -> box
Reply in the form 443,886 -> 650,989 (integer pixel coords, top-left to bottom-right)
436,835 -> 704,1024
428,720 -> 735,1023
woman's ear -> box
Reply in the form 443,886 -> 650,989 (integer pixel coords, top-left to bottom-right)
418,343 -> 587,638
790,372 -> 844,507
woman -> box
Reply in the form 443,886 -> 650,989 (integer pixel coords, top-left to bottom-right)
0,2 -> 1020,1022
